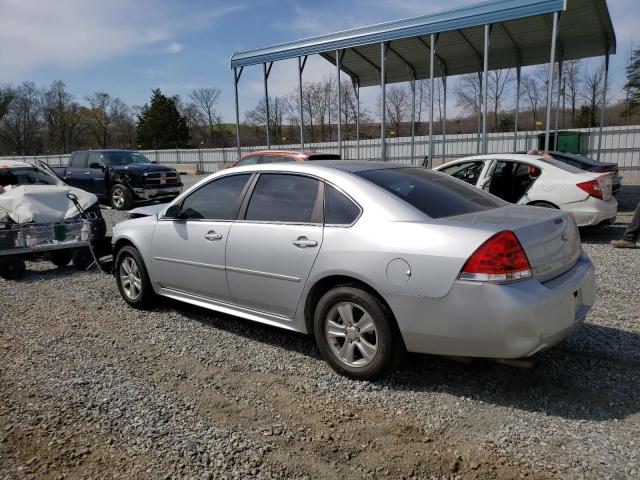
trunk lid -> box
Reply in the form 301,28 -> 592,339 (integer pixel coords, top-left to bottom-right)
448,205 -> 582,283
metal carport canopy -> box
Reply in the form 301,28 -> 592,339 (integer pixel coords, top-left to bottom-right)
230,0 -> 616,86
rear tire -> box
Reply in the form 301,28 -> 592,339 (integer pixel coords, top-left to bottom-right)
72,247 -> 93,270
313,286 -> 404,380
49,249 -> 72,268
110,184 -> 133,210
115,246 -> 154,308
0,256 -> 26,280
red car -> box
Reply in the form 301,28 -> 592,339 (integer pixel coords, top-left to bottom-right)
233,150 -> 340,167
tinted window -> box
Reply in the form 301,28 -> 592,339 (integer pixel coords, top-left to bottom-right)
440,161 -> 484,185
245,174 -> 319,223
325,184 -> 360,225
259,155 -> 295,164
70,152 -> 88,168
106,151 -> 151,166
537,157 -> 583,173
308,154 -> 341,160
0,167 -> 57,186
356,168 -> 503,219
88,152 -> 105,168
180,174 -> 251,220
236,155 -> 260,166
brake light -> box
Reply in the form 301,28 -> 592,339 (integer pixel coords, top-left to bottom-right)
460,231 -> 532,283
576,179 -> 603,200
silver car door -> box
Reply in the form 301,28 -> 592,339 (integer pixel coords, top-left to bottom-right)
151,173 -> 252,301
226,173 -> 324,319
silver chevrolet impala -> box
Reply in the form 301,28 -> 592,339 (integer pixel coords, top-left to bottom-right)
111,161 -> 595,380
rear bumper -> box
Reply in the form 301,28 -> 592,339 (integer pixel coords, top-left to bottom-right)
563,196 -> 618,227
385,252 -> 595,358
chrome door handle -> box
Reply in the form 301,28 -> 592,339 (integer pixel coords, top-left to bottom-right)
204,230 -> 223,241
84,171 -> 91,175
292,236 -> 317,248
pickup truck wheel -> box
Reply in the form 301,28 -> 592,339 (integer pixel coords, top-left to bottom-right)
0,256 -> 26,280
115,246 -> 154,308
111,185 -> 133,210
49,249 -> 72,268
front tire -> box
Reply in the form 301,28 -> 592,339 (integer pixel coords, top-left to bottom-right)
115,246 -> 154,308
110,184 -> 133,210
313,286 -> 404,380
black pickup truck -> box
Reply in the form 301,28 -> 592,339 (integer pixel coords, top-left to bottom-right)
53,150 -> 183,210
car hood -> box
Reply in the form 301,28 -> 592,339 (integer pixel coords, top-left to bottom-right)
0,185 -> 98,224
111,164 -> 176,174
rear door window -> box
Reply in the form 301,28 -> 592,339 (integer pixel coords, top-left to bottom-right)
70,152 -> 88,168
439,161 -> 485,185
245,174 -> 320,223
324,184 -> 360,225
259,155 -> 295,164
356,167 -> 503,219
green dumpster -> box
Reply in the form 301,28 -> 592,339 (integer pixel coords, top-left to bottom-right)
537,131 -> 585,154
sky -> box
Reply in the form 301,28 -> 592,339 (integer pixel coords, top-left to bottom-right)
1,0 -> 638,121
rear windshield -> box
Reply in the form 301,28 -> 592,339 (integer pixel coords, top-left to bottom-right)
356,167 -> 504,219
307,154 -> 341,160
537,157 -> 584,174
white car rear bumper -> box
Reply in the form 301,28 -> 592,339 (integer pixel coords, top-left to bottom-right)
563,196 -> 618,227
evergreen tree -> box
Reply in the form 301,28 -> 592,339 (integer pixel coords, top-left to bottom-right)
136,89 -> 190,149
624,47 -> 640,107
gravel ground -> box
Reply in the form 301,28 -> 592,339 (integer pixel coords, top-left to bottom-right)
1,177 -> 639,479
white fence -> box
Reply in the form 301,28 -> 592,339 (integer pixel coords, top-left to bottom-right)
4,125 -> 640,172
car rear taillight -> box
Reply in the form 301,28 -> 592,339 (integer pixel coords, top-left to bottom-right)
459,231 -> 532,283
576,179 -> 603,200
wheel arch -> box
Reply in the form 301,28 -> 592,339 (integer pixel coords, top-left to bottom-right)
302,274 -> 403,346
527,200 -> 560,209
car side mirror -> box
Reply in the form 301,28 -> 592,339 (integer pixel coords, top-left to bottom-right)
163,204 -> 182,219
89,162 -> 105,170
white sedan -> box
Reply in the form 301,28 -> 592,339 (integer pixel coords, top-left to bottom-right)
435,154 -> 618,227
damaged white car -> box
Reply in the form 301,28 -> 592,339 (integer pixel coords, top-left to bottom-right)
0,160 -> 106,279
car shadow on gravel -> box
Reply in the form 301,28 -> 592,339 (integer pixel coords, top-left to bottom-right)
164,297 -> 640,423
6,265 -> 88,283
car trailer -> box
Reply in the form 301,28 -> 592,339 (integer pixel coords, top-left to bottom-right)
230,0 -> 616,165
0,214 -> 98,280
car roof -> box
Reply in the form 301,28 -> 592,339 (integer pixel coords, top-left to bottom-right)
453,153 -> 546,163
72,149 -> 136,153
226,160 -> 406,175
240,149 -> 338,159
0,160 -> 33,169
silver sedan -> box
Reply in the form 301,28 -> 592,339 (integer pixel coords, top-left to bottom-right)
111,161 -> 595,380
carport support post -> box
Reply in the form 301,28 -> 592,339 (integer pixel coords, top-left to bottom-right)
355,81 -> 360,159
428,33 -> 436,169
477,73 -> 482,154
514,66 -> 521,152
481,24 -> 491,155
234,67 -> 243,158
544,11 -> 559,151
298,56 -> 304,152
442,75 -> 447,165
336,50 -> 342,158
554,59 -> 563,149
410,77 -> 416,164
597,53 -> 610,162
380,42 -> 387,161
263,62 -> 272,149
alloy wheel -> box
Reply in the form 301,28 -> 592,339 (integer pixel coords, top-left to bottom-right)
119,256 -> 142,300
325,301 -> 378,367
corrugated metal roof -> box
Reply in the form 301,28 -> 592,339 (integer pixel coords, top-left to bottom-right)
230,0 -> 616,87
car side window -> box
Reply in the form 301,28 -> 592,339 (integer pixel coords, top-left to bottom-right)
236,155 -> 260,166
179,174 -> 251,220
440,161 -> 484,185
70,152 -> 88,168
88,152 -> 105,168
325,184 -> 360,225
245,174 -> 320,223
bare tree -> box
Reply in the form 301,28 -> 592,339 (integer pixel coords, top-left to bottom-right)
580,62 -> 608,127
245,97 -> 287,144
521,74 -> 543,129
189,87 -> 227,147
488,69 -> 514,130
454,74 -> 482,119
42,80 -> 85,153
84,92 -> 113,148
0,82 -> 44,155
383,85 -> 410,136
562,60 -> 582,128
